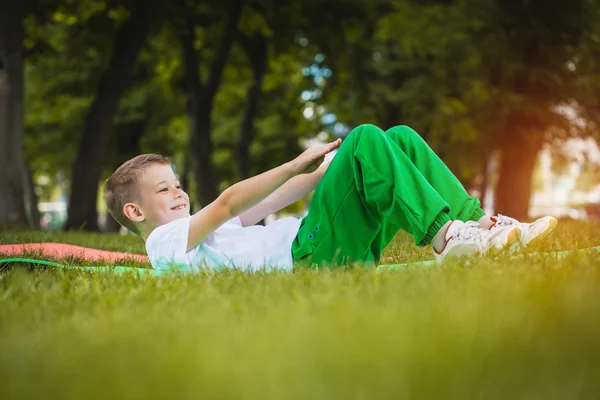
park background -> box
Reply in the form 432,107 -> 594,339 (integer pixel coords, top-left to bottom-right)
2,0 -> 600,233
3,2 -> 600,399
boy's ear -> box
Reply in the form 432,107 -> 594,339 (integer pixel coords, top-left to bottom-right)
123,203 -> 145,223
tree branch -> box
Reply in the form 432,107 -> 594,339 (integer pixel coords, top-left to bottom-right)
205,0 -> 246,101
180,20 -> 205,97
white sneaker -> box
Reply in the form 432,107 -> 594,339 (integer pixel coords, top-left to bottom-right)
433,220 -> 520,261
489,214 -> 558,248
486,222 -> 525,250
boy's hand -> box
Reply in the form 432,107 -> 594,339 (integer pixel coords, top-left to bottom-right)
291,138 -> 342,175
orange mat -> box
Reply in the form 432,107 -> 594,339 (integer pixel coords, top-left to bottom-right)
0,243 -> 149,262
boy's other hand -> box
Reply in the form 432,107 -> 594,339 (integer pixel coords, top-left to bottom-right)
291,138 -> 342,175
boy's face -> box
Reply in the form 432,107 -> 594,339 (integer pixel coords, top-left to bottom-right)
130,163 -> 191,229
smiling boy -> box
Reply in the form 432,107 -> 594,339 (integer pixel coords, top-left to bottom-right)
104,124 -> 557,273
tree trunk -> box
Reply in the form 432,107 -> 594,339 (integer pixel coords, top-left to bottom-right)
24,162 -> 40,228
0,1 -> 28,229
479,158 -> 490,212
180,0 -> 245,208
64,0 -> 157,231
103,213 -> 121,233
192,105 -> 221,207
494,132 -> 544,220
181,151 -> 191,207
180,29 -> 219,208
236,34 -> 267,181
103,119 -> 146,232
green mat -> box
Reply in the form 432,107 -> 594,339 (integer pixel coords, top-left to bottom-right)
0,257 -> 157,275
1,246 -> 599,275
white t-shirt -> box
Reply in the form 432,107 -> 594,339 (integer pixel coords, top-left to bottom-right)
145,216 -> 302,274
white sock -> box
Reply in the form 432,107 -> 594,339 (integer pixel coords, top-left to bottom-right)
432,221 -> 453,252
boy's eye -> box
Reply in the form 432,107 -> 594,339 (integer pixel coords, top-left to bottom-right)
159,188 -> 168,192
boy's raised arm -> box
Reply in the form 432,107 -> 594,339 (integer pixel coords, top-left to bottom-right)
238,164 -> 329,227
186,138 -> 342,251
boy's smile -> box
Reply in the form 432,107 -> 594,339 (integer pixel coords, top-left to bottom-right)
132,164 -> 191,233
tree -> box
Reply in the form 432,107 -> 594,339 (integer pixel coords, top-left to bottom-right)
469,0 -> 591,219
179,0 -> 246,208
323,0 -> 597,219
210,1 -> 320,187
0,0 -> 28,228
236,28 -> 268,181
65,0 -> 162,231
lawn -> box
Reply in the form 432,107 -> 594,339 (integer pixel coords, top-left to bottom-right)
1,221 -> 600,399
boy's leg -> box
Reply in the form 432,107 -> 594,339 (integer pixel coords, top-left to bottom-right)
291,124 -> 452,268
369,126 -> 486,259
384,125 -> 484,221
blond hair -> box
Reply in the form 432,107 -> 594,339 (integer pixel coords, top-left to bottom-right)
104,154 -> 172,234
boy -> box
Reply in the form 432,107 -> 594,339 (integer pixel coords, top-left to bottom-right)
104,124 -> 557,273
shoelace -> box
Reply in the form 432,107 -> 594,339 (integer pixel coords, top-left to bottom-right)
455,221 -> 491,247
495,214 -> 521,226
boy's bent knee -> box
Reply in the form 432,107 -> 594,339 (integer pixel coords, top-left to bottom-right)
386,125 -> 418,136
356,124 -> 384,131
347,124 -> 386,142
385,125 -> 424,143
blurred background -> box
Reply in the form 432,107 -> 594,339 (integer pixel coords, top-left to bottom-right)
1,0 -> 599,233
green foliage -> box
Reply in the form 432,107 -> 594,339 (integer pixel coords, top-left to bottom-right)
24,0 -> 130,180
313,0 -> 600,185
19,0 -> 600,213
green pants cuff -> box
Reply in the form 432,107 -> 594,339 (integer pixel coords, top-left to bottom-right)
469,207 -> 486,222
421,212 -> 452,246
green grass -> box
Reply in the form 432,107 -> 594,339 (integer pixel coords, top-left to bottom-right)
1,221 -> 600,399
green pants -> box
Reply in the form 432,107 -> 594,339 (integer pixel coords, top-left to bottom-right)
291,124 -> 486,268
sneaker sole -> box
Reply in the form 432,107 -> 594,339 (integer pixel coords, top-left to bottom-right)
484,227 -> 521,256
435,226 -> 521,261
503,228 -> 520,250
524,216 -> 558,247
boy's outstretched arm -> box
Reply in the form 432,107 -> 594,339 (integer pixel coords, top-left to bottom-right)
238,163 -> 329,226
186,139 -> 341,251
